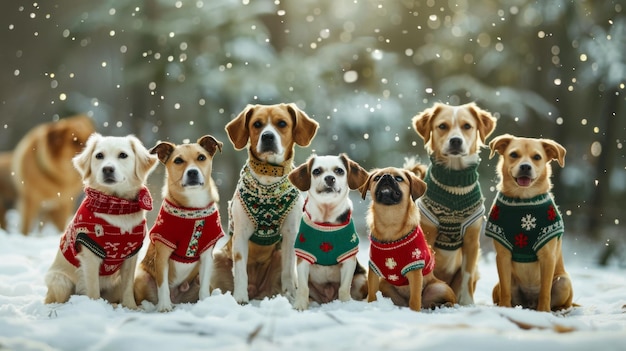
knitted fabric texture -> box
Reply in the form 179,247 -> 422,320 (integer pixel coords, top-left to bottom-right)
369,226 -> 434,287
230,164 -> 300,245
150,199 -> 225,264
84,186 -> 153,214
294,211 -> 359,266
60,187 -> 150,275
248,157 -> 289,177
417,157 -> 485,250
485,192 -> 564,263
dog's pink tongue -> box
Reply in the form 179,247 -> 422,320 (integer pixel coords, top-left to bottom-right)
516,177 -> 532,187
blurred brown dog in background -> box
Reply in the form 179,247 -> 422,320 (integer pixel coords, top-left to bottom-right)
11,114 -> 95,235
0,152 -> 16,230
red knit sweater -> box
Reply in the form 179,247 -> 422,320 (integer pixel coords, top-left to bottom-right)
368,226 -> 434,286
60,187 -> 152,276
149,199 -> 224,263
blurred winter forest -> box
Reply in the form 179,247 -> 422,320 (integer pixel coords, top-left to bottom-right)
0,1 -> 624,263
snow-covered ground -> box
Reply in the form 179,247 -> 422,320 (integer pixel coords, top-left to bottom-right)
0,210 -> 625,351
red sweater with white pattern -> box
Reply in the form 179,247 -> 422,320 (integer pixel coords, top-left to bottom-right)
368,226 -> 434,286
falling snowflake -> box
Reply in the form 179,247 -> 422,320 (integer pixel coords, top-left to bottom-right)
521,214 -> 537,231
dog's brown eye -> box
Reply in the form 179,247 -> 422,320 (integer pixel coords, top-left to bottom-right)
198,155 -> 206,161
95,152 -> 104,159
334,168 -> 345,176
394,176 -> 404,182
438,123 -> 447,130
510,152 -> 519,159
277,120 -> 287,128
312,168 -> 322,176
119,152 -> 128,159
463,123 -> 472,130
173,157 -> 184,164
533,154 -> 542,161
373,175 -> 381,181
252,121 -> 263,128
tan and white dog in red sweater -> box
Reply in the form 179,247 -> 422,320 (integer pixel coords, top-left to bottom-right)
44,133 -> 157,309
134,135 -> 224,312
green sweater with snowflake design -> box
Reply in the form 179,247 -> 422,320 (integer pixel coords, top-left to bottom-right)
485,192 -> 564,263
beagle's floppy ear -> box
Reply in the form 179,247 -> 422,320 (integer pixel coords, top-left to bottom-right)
359,170 -> 376,200
150,141 -> 176,164
467,102 -> 498,145
72,132 -> 101,179
541,139 -> 566,168
339,153 -> 369,190
197,134 -> 223,157
412,103 -> 443,149
129,135 -> 158,181
288,156 -> 315,191
489,134 -> 514,159
405,170 -> 427,201
226,104 -> 255,150
286,103 -> 319,147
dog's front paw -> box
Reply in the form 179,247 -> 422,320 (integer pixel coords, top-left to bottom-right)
293,287 -> 309,310
338,290 -> 352,303
199,290 -> 211,301
156,301 -> 174,312
282,281 -> 296,299
293,297 -> 309,311
457,295 -> 474,306
232,289 -> 249,305
121,299 -> 139,310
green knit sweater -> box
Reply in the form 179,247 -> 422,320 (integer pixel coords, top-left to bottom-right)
294,213 -> 359,266
485,192 -> 564,263
417,157 -> 485,250
229,164 -> 301,245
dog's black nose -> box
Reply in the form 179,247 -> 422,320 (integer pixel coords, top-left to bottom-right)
185,168 -> 203,186
102,166 -> 116,183
449,137 -> 463,148
102,166 -> 115,176
375,174 -> 402,205
519,164 -> 532,172
261,132 -> 275,143
324,175 -> 336,186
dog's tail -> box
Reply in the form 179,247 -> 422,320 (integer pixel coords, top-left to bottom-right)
403,156 -> 428,179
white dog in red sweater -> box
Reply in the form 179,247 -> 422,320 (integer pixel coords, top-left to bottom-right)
44,133 -> 157,309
